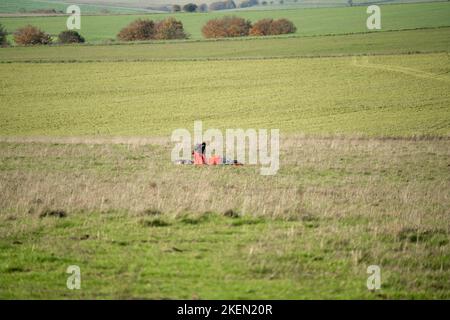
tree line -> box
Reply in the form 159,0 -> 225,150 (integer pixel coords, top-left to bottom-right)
0,24 -> 85,46
174,0 -> 260,12
0,16 -> 296,46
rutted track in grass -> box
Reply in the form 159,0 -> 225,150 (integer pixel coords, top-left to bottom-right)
352,55 -> 450,83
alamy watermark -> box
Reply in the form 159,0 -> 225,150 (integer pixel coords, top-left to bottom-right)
171,121 -> 280,175
366,5 -> 381,30
66,5 -> 81,30
366,265 -> 381,290
66,265 -> 81,290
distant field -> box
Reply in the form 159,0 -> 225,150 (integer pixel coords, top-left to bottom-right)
1,2 -> 450,42
0,53 -> 449,137
0,0 -> 441,14
0,28 -> 449,62
0,0 -> 143,14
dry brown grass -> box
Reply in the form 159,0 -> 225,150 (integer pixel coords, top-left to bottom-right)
0,135 -> 448,298
0,136 -> 448,230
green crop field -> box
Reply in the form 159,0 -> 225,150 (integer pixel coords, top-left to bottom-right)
0,2 -> 449,300
0,0 -> 144,14
0,28 -> 449,62
1,52 -> 449,137
1,2 -> 450,42
0,0 -> 441,14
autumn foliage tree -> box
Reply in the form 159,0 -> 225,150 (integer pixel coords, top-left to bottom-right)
249,18 -> 273,36
117,18 -> 187,41
268,18 -> 296,35
154,18 -> 187,40
249,18 -> 296,36
117,19 -> 155,41
13,25 -> 52,45
202,16 -> 252,38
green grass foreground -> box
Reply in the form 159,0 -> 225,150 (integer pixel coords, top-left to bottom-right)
0,138 -> 448,299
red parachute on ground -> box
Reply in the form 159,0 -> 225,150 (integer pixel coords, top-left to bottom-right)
175,142 -> 242,166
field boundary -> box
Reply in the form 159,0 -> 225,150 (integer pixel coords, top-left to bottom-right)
1,134 -> 448,146
2,26 -> 450,48
0,50 -> 447,64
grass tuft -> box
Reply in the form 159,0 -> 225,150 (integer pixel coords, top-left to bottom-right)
39,209 -> 67,218
140,218 -> 171,227
223,209 -> 240,218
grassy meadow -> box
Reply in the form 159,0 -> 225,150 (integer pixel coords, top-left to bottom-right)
0,137 -> 449,299
0,2 -> 449,299
0,53 -> 449,137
